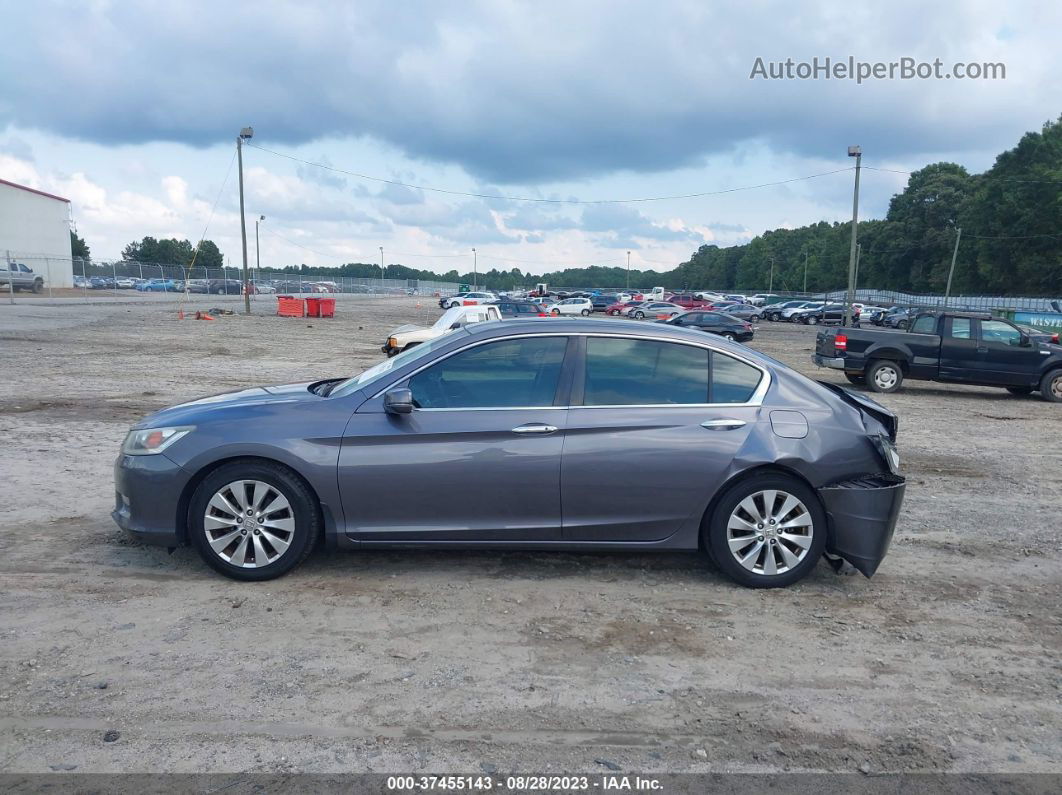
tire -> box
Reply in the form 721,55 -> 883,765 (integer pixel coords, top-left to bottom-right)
1040,369 -> 1062,403
750,314 -> 760,322
896,319 -> 909,330
704,472 -> 826,588
866,359 -> 903,393
845,373 -> 865,385
607,310 -> 617,316
723,333 -> 736,341
770,313 -> 780,322
31,280 -> 43,294
189,460 -> 320,582
1006,386 -> 1033,396
634,311 -> 645,319
807,316 -> 818,325
580,308 -> 591,316
551,308 -> 560,316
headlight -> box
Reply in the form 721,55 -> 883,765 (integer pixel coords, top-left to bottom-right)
388,336 -> 399,348
121,426 -> 194,456
872,434 -> 901,475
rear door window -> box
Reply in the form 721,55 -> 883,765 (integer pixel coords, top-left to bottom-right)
911,315 -> 938,334
947,317 -> 972,339
584,338 -> 709,405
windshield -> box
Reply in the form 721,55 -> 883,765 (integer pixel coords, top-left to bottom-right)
330,333 -> 457,398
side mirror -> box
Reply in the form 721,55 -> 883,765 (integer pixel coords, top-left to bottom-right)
1019,333 -> 1031,347
383,387 -> 414,415
450,322 -> 462,330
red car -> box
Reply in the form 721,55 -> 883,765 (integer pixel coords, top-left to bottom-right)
605,300 -> 643,316
667,293 -> 714,310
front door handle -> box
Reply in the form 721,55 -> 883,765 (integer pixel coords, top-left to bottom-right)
511,423 -> 558,434
976,347 -> 988,353
701,419 -> 747,431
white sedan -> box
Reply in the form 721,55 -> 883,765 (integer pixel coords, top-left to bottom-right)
445,291 -> 497,308
549,297 -> 594,316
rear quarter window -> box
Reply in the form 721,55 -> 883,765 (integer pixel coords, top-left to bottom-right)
711,352 -> 763,403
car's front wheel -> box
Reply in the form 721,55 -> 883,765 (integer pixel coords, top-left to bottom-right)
581,308 -> 591,316
806,315 -> 818,325
551,308 -> 561,315
634,311 -> 645,319
723,333 -> 736,341
705,473 -> 826,588
189,461 -> 319,581
1040,369 -> 1062,403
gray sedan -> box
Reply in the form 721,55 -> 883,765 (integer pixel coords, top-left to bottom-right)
113,318 -> 905,588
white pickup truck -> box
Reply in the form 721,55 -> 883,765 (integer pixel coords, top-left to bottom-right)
382,304 -> 502,357
0,262 -> 45,293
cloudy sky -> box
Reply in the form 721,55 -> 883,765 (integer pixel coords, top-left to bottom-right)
0,0 -> 1057,274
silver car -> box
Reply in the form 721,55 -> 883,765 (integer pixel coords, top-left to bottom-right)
113,318 -> 905,588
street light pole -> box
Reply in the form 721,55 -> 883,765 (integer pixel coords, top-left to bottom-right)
768,257 -> 775,292
626,250 -> 631,290
237,126 -> 254,315
255,215 -> 264,295
944,227 -> 962,308
844,145 -> 862,327
379,246 -> 384,292
803,249 -> 809,293
472,248 -> 477,290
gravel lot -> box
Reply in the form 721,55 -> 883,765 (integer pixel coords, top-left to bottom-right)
0,295 -> 1059,776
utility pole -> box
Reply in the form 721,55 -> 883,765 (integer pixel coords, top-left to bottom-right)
472,248 -> 477,290
255,215 -> 264,296
844,145 -> 862,326
379,246 -> 384,292
803,249 -> 809,293
944,227 -> 962,308
626,250 -> 631,290
768,257 -> 775,292
237,127 -> 253,314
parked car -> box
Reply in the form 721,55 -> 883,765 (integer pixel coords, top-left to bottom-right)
883,307 -> 922,330
626,301 -> 684,319
440,291 -> 496,309
764,301 -> 813,321
605,300 -> 643,316
0,262 -> 44,293
136,278 -> 177,292
184,279 -> 210,294
659,310 -> 754,342
791,303 -> 853,325
115,277 -> 137,289
251,281 -> 277,294
813,310 -> 1062,401
667,293 -> 714,310
591,294 -> 619,312
550,297 -> 594,316
488,300 -> 549,318
73,275 -> 92,289
114,317 -> 905,587
713,303 -> 762,322
208,279 -> 243,295
749,294 -> 780,306
382,304 -> 503,357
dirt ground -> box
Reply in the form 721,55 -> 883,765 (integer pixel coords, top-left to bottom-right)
0,295 -> 1059,776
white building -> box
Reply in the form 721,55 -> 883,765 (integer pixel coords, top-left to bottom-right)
0,178 -> 74,287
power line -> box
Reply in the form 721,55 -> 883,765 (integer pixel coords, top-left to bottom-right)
245,142 -> 854,204
188,149 -> 237,269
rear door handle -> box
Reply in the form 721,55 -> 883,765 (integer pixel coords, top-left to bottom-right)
701,419 -> 747,431
511,423 -> 558,434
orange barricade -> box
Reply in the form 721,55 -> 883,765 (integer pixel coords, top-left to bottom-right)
277,295 -> 306,317
304,297 -> 336,318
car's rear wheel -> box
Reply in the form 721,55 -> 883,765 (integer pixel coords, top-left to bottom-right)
31,280 -> 43,294
1040,369 -> 1062,403
705,473 -> 826,588
189,461 -> 319,581
807,315 -> 818,325
896,319 -> 909,330
723,333 -> 736,341
580,308 -> 591,316
750,314 -> 760,322
866,359 -> 903,393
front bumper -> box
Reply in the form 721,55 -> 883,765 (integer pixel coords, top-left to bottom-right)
812,353 -> 846,370
820,474 -> 906,577
112,453 -> 192,547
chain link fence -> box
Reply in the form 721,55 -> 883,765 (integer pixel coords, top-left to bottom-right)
1,255 -> 461,300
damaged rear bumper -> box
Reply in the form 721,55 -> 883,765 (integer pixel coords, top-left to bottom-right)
819,474 -> 906,577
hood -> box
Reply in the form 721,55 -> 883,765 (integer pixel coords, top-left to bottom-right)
133,381 -> 323,429
388,323 -> 426,335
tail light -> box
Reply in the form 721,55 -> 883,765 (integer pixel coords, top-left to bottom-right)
744,322 -> 752,330
835,334 -> 848,351
1052,333 -> 1059,344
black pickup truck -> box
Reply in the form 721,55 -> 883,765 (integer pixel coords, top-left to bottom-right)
812,310 -> 1062,402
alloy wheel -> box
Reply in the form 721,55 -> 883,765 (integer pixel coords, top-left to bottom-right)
203,480 -> 295,568
726,490 -> 814,576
